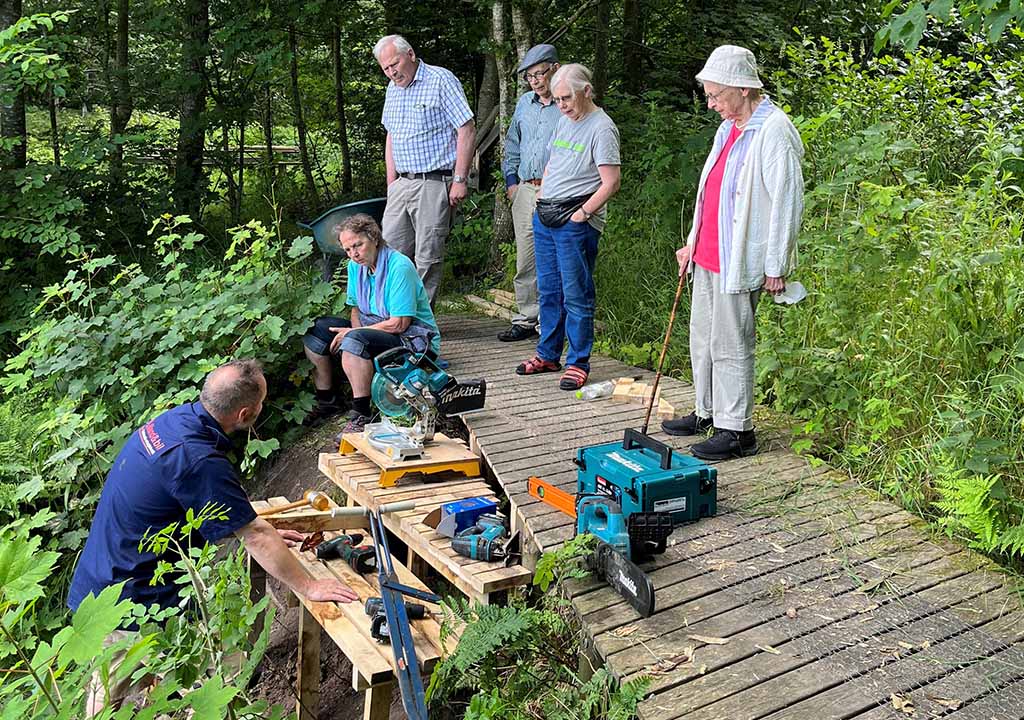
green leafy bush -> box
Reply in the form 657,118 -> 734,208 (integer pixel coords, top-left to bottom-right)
1,216 -> 336,618
427,535 -> 648,719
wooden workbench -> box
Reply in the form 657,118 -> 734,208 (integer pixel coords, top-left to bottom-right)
318,451 -> 533,605
250,497 -> 447,720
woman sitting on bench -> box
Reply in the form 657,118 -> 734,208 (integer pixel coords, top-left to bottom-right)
303,213 -> 441,433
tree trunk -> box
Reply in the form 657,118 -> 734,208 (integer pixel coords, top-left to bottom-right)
236,113 -> 245,224
331,21 -> 352,194
288,25 -> 318,205
623,0 -> 644,95
262,83 -> 274,185
592,0 -> 610,104
222,124 -> 237,221
477,51 -> 497,126
509,1 -> 532,97
173,0 -> 209,219
489,1 -> 514,262
0,0 -> 26,170
492,0 -> 512,127
109,0 -> 131,171
48,88 -> 60,166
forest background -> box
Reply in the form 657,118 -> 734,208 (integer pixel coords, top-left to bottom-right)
1,0 -> 1023,717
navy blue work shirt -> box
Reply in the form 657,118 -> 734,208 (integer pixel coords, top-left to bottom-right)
68,402 -> 258,612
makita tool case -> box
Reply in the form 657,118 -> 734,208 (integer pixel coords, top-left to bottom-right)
575,429 -> 717,524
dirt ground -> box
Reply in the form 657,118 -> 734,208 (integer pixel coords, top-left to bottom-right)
247,417 -> 408,720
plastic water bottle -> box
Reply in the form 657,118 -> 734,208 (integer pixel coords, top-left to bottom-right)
576,380 -> 616,401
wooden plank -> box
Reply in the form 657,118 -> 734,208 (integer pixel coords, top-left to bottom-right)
363,682 -> 394,720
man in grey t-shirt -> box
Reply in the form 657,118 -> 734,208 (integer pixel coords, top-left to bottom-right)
515,63 -> 621,393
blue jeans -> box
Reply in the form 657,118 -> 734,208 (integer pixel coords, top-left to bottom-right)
533,216 -> 600,371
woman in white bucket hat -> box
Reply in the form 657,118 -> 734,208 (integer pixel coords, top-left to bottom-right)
662,45 -> 804,460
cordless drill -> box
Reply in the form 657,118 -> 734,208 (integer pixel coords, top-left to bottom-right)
451,514 -> 509,562
315,533 -> 377,574
365,596 -> 428,643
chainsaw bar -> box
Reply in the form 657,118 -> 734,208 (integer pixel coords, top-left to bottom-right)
588,540 -> 656,617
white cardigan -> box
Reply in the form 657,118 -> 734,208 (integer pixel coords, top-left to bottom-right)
685,101 -> 805,294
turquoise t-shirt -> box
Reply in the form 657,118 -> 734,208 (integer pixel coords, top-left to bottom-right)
346,251 -> 441,354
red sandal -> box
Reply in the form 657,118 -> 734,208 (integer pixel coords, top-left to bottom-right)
559,366 -> 589,391
516,356 -> 562,376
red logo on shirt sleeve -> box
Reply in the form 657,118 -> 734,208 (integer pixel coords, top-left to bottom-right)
138,421 -> 165,456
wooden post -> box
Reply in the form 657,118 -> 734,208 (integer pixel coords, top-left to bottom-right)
363,682 -> 393,720
297,605 -> 321,720
248,556 -> 267,649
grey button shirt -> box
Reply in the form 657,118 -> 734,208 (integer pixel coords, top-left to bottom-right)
502,91 -> 561,186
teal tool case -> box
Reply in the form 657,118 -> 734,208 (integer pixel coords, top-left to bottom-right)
576,429 -> 717,524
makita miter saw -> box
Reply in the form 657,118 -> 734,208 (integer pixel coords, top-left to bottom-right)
367,347 -> 486,459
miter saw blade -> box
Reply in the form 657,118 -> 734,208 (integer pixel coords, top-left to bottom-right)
371,373 -> 412,417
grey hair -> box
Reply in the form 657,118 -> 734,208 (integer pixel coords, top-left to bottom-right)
337,213 -> 386,249
550,63 -> 593,97
200,359 -> 264,417
373,34 -> 413,61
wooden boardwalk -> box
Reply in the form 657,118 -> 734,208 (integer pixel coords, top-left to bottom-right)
440,314 -> 1024,720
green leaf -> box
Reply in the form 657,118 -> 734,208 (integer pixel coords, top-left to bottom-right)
287,235 -> 314,259
0,530 -> 58,605
57,583 -> 133,665
186,674 -> 239,718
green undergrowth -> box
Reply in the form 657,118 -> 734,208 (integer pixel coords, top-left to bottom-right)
477,37 -> 1024,565
426,534 -> 649,720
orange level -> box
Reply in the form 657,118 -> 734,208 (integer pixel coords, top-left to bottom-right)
528,476 -> 577,519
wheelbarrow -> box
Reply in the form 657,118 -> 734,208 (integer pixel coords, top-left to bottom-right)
298,197 -> 387,281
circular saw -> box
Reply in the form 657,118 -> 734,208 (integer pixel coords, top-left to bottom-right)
369,347 -> 487,442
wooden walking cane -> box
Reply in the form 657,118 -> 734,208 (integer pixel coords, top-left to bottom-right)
641,270 -> 688,435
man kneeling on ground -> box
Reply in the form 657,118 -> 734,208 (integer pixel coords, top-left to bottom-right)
69,359 -> 359,716
302,213 -> 442,432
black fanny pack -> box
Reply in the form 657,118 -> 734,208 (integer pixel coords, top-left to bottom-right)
535,194 -> 594,228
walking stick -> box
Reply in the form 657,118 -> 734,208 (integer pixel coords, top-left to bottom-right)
641,270 -> 687,435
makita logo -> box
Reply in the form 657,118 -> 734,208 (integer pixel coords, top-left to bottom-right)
617,570 -> 638,596
440,384 -> 483,402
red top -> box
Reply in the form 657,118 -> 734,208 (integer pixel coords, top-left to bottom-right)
693,124 -> 742,274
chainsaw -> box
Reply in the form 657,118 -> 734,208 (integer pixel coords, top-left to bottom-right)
529,429 -> 718,617
368,347 -> 486,458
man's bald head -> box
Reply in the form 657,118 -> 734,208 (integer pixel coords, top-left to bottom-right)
200,359 -> 267,431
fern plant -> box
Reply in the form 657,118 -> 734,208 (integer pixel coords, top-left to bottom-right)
427,539 -> 649,719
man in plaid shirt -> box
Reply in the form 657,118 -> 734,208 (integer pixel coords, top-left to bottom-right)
375,34 -> 476,304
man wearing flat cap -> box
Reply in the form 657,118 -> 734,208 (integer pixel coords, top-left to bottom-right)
498,43 -> 562,342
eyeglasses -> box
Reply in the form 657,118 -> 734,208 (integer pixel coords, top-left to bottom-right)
553,93 -> 574,105
524,66 -> 552,82
704,87 -> 732,104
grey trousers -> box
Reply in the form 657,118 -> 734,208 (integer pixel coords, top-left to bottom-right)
382,176 -> 452,304
689,265 -> 761,432
510,182 -> 540,327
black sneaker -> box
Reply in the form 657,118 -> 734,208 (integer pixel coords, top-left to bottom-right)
498,324 -> 538,342
302,400 -> 344,427
332,411 -> 374,445
691,428 -> 758,460
661,412 -> 713,436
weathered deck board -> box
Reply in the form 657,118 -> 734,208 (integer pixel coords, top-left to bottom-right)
440,314 -> 1024,720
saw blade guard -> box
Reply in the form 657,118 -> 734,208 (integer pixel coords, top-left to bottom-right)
371,372 -> 414,417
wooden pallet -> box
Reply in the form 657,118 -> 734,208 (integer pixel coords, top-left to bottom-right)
318,452 -> 533,604
250,497 -> 447,720
339,431 -> 481,488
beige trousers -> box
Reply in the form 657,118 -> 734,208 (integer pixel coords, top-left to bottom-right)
86,630 -> 154,717
381,176 -> 453,304
689,265 -> 760,432
510,183 -> 540,327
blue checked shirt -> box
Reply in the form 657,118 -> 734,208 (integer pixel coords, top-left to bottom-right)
381,61 -> 474,174
502,91 -> 562,187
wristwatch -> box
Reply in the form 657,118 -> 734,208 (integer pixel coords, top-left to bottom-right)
452,174 -> 468,184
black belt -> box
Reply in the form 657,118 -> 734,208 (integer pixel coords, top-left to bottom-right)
399,170 -> 452,181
